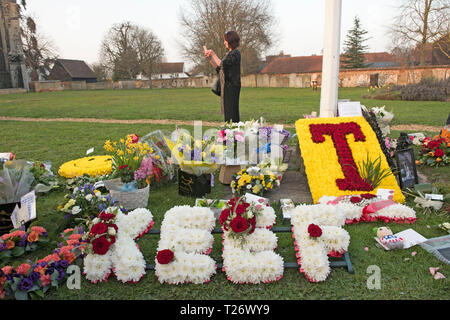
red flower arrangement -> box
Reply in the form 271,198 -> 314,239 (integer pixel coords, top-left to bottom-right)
309,122 -> 373,192
219,196 -> 263,242
307,224 -> 322,238
84,208 -> 119,256
361,193 -> 377,200
417,135 -> 449,167
350,196 -> 362,204
156,249 -> 174,265
129,134 -> 139,144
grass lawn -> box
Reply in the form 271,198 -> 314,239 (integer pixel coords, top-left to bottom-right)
0,119 -> 449,300
0,87 -> 448,126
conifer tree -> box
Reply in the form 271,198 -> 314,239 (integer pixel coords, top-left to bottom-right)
342,16 -> 370,69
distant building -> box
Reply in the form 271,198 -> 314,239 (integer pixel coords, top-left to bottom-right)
260,52 -> 400,74
48,59 -> 97,83
138,62 -> 189,80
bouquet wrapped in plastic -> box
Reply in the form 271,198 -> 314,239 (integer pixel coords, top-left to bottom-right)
218,118 -> 292,165
166,128 -> 224,176
0,160 -> 34,205
370,106 -> 394,137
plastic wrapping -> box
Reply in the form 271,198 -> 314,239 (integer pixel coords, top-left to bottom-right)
166,129 -> 224,177
0,160 -> 35,204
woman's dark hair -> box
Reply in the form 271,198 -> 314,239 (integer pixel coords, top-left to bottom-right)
224,30 -> 240,49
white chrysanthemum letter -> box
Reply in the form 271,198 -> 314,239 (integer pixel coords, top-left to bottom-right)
222,206 -> 284,284
155,206 -> 217,284
291,204 -> 350,282
83,208 -> 154,283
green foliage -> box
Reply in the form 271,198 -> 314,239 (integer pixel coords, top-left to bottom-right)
342,16 -> 370,69
356,154 -> 394,189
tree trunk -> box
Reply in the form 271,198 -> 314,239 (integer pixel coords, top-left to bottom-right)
420,0 -> 431,66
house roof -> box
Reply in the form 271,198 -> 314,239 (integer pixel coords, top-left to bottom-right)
56,59 -> 97,79
260,52 -> 400,74
159,62 -> 184,74
261,55 -> 323,74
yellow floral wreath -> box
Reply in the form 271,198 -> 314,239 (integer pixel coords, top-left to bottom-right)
58,155 -> 113,178
295,116 -> 404,203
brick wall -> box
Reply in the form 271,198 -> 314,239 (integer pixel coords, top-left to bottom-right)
29,66 -> 449,92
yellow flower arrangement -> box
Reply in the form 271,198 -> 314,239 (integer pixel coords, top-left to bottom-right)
295,116 -> 404,203
58,156 -> 113,178
103,134 -> 152,173
231,166 -> 279,196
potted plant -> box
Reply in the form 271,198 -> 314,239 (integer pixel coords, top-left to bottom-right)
103,134 -> 156,210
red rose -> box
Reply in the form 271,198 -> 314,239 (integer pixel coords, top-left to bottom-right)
230,216 -> 249,233
435,148 -> 444,157
156,249 -> 174,265
361,193 -> 376,200
219,208 -> 230,227
90,222 -> 108,236
92,236 -> 111,255
307,224 -> 322,238
350,196 -> 362,204
427,141 -> 439,150
98,212 -> 115,221
234,203 -> 250,215
130,134 -> 139,144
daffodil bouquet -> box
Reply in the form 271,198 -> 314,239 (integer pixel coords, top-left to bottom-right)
230,166 -> 280,196
104,134 -> 152,174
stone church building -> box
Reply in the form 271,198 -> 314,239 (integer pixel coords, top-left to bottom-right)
0,0 -> 29,90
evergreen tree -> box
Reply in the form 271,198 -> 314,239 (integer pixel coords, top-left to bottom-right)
342,16 -> 371,69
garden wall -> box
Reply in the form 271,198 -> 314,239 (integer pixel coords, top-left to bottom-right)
29,65 -> 449,92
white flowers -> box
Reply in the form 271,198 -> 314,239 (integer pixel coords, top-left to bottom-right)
222,206 -> 283,284
291,205 -> 350,282
83,207 -> 154,284
256,206 -> 276,229
317,195 -> 417,223
155,206 -> 217,284
85,194 -> 93,201
71,206 -> 81,215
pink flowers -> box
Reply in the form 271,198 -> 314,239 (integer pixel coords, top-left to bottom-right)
429,267 -> 446,280
15,263 -> 32,275
134,157 -> 154,181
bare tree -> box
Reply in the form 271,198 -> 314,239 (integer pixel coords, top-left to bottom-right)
389,0 -> 450,66
20,15 -> 58,81
90,62 -> 110,81
100,22 -> 165,82
133,27 -> 165,88
178,0 -> 277,75
390,45 -> 417,66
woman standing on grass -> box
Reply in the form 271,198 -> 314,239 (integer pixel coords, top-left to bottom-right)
204,30 -> 241,123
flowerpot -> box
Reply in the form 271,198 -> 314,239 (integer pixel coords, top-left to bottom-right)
178,169 -> 211,197
109,183 -> 150,211
103,178 -> 123,191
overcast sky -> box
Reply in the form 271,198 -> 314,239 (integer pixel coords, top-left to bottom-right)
25,0 -> 400,69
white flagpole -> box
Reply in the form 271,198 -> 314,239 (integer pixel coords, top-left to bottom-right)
320,0 -> 342,118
